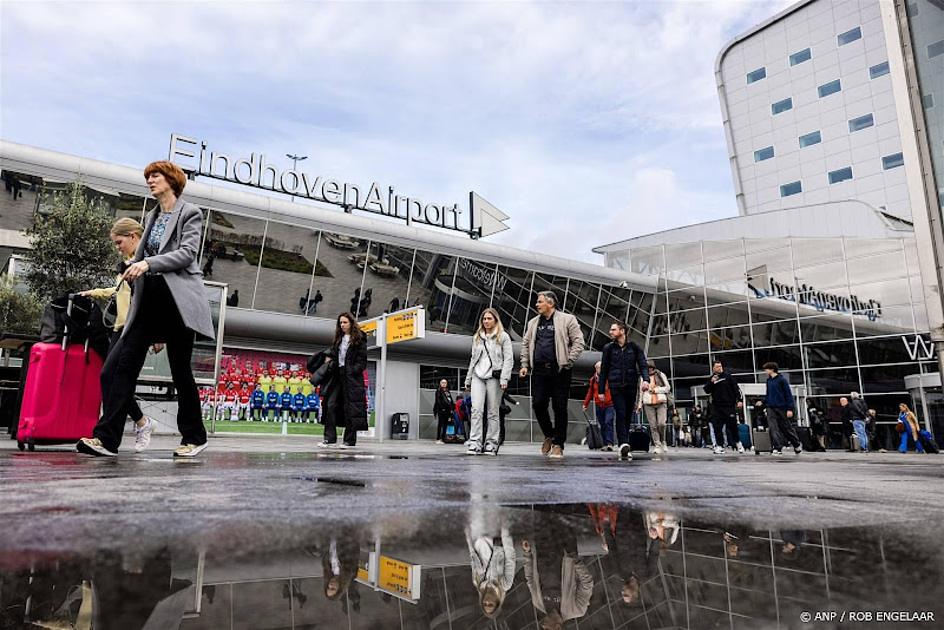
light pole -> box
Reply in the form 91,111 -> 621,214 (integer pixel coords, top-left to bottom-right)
285,153 -> 307,202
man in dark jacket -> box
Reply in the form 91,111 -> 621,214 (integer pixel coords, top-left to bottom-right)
759,362 -> 801,455
840,394 -> 870,452
703,359 -> 744,455
599,321 -> 649,460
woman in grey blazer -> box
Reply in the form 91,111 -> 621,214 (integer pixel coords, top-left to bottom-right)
78,160 -> 214,458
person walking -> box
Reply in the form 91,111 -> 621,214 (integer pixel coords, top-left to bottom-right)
758,362 -> 801,456
703,359 -> 745,455
671,408 -> 682,447
841,394 -> 870,452
433,378 -> 455,444
77,161 -> 214,458
582,361 -> 615,451
318,313 -> 369,448
519,291 -> 585,459
464,308 -> 514,456
641,360 -> 671,454
79,217 -> 156,453
897,403 -> 925,454
599,321 -> 649,460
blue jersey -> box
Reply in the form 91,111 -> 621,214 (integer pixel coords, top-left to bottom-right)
251,390 -> 265,409
266,391 -> 281,409
306,393 -> 320,410
281,392 -> 294,409
294,393 -> 306,410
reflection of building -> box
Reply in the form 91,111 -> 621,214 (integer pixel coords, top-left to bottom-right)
594,0 -> 944,440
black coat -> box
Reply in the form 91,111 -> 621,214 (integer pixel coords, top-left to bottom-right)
433,388 -> 454,417
321,336 -> 369,431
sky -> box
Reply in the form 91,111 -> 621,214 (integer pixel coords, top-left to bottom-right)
0,0 -> 791,262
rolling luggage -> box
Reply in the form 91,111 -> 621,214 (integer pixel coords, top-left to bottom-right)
919,430 -> 940,454
738,422 -> 752,449
17,296 -> 104,451
797,426 -> 815,452
628,412 -> 651,452
752,427 -> 772,454
583,409 -> 604,451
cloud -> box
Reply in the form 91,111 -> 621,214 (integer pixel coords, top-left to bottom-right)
1,0 -> 788,263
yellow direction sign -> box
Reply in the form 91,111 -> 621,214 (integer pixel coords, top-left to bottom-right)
385,307 -> 425,344
378,555 -> 421,600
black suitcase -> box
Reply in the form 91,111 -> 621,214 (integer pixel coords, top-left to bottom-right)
629,412 -> 651,452
583,410 -> 604,450
797,426 -> 815,452
752,427 -> 772,454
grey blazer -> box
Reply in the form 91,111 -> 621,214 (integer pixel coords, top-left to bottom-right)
122,198 -> 215,340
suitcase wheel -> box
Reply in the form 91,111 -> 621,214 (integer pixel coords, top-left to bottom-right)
27,439 -> 35,452
17,441 -> 25,452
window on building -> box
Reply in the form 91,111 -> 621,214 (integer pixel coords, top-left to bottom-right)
828,166 -> 853,184
882,153 -> 904,170
771,97 -> 793,115
754,146 -> 775,162
789,47 -> 812,66
848,113 -> 874,132
837,26 -> 862,46
869,61 -> 890,78
818,79 -> 841,97
780,181 -> 802,197
746,67 -> 767,84
929,40 -> 944,59
798,130 -> 822,148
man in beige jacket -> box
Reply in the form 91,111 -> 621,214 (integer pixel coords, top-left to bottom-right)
519,291 -> 585,459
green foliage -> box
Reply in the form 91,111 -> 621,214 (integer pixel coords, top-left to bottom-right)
0,278 -> 43,336
24,182 -> 118,301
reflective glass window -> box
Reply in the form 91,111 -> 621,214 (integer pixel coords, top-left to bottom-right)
869,61 -> 890,79
828,167 -> 853,184
789,47 -> 812,66
882,153 -> 904,170
253,222 -> 320,315
750,319 -> 800,347
318,233 -> 370,319
492,266 -> 535,340
837,26 -> 862,46
563,279 -> 601,349
818,79 -> 842,97
202,210 -> 266,309
771,97 -> 793,115
746,67 -> 767,84
448,258 -> 500,335
799,130 -> 822,148
754,146 -> 775,162
780,180 -> 802,196
848,114 -> 874,132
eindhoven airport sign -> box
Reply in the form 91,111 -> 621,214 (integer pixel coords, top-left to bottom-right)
168,134 -> 509,239
747,266 -> 882,321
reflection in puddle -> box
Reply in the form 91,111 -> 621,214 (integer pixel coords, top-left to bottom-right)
2,503 -> 941,629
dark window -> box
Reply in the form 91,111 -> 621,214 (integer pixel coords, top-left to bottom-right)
882,153 -> 904,170
780,181 -> 802,197
789,48 -> 812,66
818,79 -> 841,97
837,26 -> 862,46
747,67 -> 767,84
869,61 -> 889,78
754,146 -> 775,162
799,130 -> 822,148
848,113 -> 874,132
771,98 -> 793,115
828,167 -> 853,184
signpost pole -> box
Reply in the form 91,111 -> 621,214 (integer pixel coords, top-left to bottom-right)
376,315 -> 388,443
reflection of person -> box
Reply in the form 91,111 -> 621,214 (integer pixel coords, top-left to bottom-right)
78,160 -> 213,458
464,308 -> 514,455
467,511 -> 516,618
319,313 -> 369,448
320,535 -> 361,602
80,217 -> 155,452
519,291 -> 585,460
522,513 -> 593,626
433,378 -> 455,444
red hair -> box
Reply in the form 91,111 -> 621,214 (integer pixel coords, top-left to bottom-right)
144,160 -> 187,196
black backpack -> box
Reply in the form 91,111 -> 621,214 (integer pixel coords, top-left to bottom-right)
38,294 -> 110,360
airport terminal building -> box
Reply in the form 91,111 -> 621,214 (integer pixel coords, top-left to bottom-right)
1,0 -> 942,446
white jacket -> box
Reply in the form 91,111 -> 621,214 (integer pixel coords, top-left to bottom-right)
465,330 -> 514,387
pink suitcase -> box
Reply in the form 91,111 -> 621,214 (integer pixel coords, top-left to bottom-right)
16,342 -> 103,450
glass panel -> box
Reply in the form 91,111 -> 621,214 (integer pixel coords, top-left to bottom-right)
791,238 -> 844,268
407,252 -> 457,333
799,130 -> 822,148
670,306 -> 707,333
793,259 -> 849,293
369,241 -> 415,313
804,340 -> 858,369
746,67 -> 767,83
253,221 -> 320,314
750,319 -> 800,347
857,335 -> 924,365
446,258 -> 499,335
317,232 -> 369,319
707,303 -> 751,327
594,285 -> 633,344
754,344 -> 803,371
708,349 -> 756,374
845,237 -> 904,260
709,324 -> 754,351
670,330 -> 709,355
847,250 -> 908,285
859,364 -> 915,393
818,79 -> 841,98
789,47 -> 812,66
564,279 -> 601,349
492,266 -> 534,341
629,245 -> 665,275
202,210 -> 266,308
771,98 -> 793,115
668,290 -> 706,313
800,314 -> 856,342
807,368 -> 861,396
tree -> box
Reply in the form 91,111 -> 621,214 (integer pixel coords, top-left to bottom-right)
0,277 -> 43,336
24,181 -> 117,301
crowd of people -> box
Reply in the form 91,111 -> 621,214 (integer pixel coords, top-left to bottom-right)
71,160 -> 934,460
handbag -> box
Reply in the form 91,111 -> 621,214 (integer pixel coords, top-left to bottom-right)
101,278 -> 125,330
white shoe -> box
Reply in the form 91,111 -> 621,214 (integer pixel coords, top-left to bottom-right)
713,446 -> 724,455
736,442 -> 745,454
133,417 -> 154,453
317,441 -> 335,448
794,445 -> 803,455
435,440 -> 444,445
76,437 -> 117,457
619,444 -> 633,460
174,443 -> 208,458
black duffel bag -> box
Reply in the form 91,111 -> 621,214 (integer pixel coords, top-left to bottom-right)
38,293 -> 110,360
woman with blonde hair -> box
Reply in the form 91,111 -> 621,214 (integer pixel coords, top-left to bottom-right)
80,217 -> 155,452
897,403 -> 925,453
77,160 -> 214,458
464,308 -> 513,455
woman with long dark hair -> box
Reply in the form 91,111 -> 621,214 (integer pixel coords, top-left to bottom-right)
318,312 -> 368,448
77,161 -> 214,458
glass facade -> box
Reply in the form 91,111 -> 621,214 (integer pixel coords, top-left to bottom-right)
617,236 -> 933,447
906,0 -> 944,210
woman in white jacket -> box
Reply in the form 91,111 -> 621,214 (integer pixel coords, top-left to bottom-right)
464,308 -> 514,455
641,360 -> 672,453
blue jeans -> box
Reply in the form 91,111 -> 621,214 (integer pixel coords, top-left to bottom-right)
852,420 -> 869,452
595,405 -> 616,446
899,430 -> 925,453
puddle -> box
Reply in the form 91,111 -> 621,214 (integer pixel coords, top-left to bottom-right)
2,503 -> 941,629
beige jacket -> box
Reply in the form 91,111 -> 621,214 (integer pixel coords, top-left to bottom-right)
520,310 -> 585,371
523,547 -> 593,621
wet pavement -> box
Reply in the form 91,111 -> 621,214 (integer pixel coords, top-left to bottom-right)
1,436 -> 942,629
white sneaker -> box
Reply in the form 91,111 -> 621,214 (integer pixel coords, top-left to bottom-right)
317,441 -> 335,448
174,443 -> 208,458
76,437 -> 117,457
736,442 -> 745,454
794,445 -> 803,455
133,417 -> 154,453
435,440 -> 444,445
713,446 -> 724,455
619,444 -> 633,460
